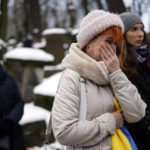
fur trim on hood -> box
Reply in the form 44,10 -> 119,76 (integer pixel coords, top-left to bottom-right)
61,43 -> 109,85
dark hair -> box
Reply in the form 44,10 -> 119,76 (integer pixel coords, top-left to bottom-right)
119,31 -> 150,79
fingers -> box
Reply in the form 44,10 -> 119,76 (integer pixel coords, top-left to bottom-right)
112,112 -> 124,129
100,44 -> 120,73
102,43 -> 115,55
100,43 -> 116,62
100,44 -> 112,60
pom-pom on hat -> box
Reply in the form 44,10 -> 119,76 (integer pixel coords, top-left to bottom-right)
76,10 -> 124,49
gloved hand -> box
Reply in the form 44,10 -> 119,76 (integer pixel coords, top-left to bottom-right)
0,119 -> 14,137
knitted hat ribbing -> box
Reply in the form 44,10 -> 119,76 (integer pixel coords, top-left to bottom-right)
119,12 -> 143,33
76,10 -> 124,49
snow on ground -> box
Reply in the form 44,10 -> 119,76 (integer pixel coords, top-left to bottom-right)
29,141 -> 66,150
3,47 -> 54,62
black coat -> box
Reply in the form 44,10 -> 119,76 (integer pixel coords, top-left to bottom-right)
0,64 -> 25,150
0,64 -> 24,122
125,62 -> 150,150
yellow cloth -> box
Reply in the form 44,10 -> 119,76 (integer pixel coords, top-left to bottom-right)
111,97 -> 132,150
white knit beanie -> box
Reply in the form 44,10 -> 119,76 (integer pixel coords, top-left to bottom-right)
77,10 -> 124,49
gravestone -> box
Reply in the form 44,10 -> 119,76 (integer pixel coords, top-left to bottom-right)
3,47 -> 54,102
42,28 -> 72,65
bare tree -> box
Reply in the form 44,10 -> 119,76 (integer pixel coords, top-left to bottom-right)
13,0 -> 24,41
132,0 -> 147,17
67,0 -> 77,28
95,0 -> 103,9
0,0 -> 8,41
23,0 -> 42,41
82,0 -> 89,15
106,0 -> 126,13
8,0 -> 150,41
40,0 -> 50,29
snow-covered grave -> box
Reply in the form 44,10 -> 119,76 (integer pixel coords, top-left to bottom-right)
3,47 -> 55,102
3,47 -> 54,62
33,38 -> 46,49
20,71 -> 65,150
19,102 -> 65,150
42,28 -> 67,36
19,102 -> 50,126
33,72 -> 62,97
44,64 -> 61,72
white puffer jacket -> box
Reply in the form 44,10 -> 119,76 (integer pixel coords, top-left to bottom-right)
52,43 -> 146,150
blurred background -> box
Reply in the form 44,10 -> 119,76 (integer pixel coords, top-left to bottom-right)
0,0 -> 150,149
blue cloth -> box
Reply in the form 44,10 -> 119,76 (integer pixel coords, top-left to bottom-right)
121,126 -> 138,150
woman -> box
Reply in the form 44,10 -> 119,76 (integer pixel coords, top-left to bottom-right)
119,12 -> 150,150
52,10 -> 146,150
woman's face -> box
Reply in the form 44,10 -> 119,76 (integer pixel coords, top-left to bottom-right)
84,34 -> 117,61
125,23 -> 144,47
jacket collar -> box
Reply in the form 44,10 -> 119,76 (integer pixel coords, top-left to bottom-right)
61,43 -> 109,85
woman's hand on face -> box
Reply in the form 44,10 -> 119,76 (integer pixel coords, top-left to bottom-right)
100,43 -> 120,73
112,112 -> 123,129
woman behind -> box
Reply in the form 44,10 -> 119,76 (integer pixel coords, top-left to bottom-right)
52,10 -> 146,150
119,12 -> 150,150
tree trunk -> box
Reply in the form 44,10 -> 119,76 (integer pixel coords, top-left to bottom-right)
82,0 -> 89,15
23,0 -> 41,41
0,0 -> 8,41
67,1 -> 77,28
95,0 -> 103,9
106,0 -> 126,13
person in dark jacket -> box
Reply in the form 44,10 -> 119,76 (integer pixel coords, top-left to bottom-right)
0,64 -> 26,150
119,12 -> 150,150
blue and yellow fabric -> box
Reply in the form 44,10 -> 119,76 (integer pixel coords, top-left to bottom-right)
111,97 -> 138,150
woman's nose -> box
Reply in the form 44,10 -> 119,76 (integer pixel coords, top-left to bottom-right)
138,30 -> 144,37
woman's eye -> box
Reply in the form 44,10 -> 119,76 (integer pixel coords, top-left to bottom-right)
114,42 -> 117,45
141,27 -> 144,31
106,40 -> 112,44
131,27 -> 137,31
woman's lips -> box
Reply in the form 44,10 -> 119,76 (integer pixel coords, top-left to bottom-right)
136,40 -> 143,44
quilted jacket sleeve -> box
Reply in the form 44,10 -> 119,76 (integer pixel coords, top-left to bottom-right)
109,70 -> 147,123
